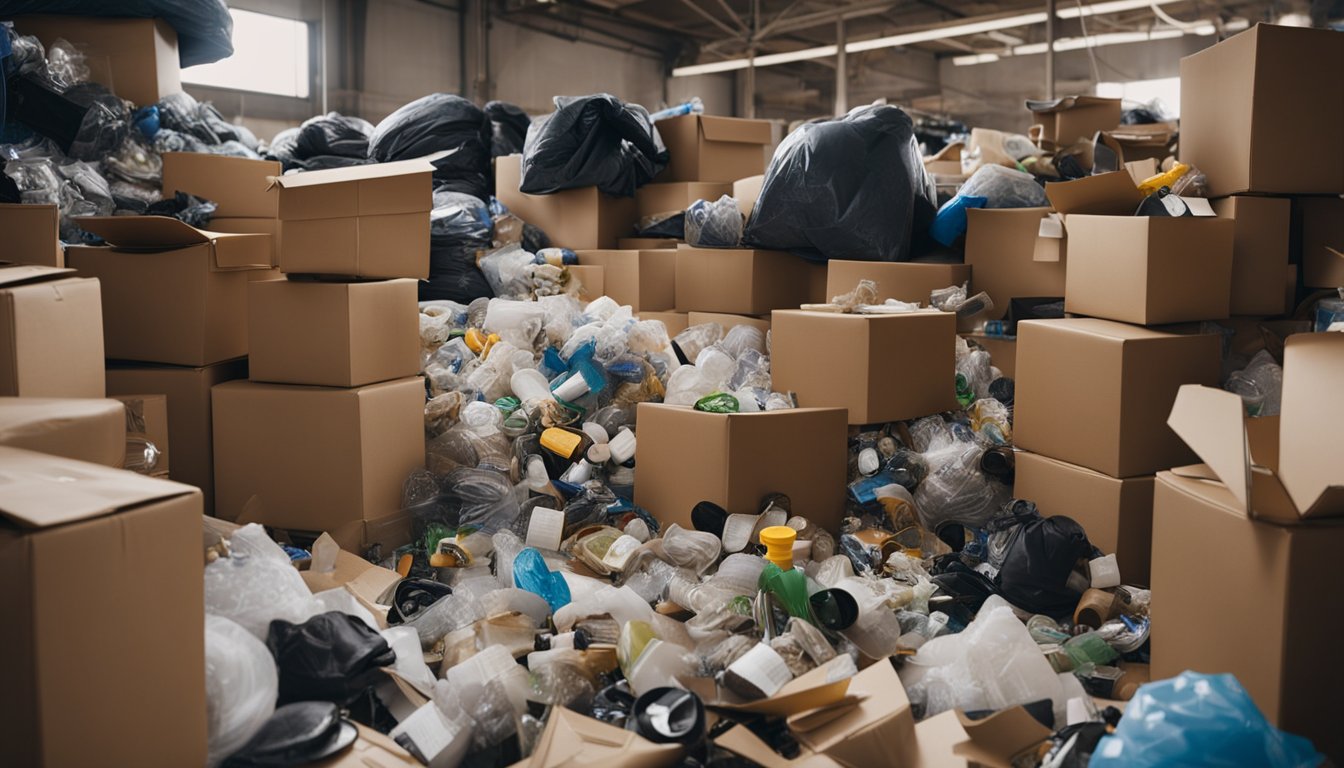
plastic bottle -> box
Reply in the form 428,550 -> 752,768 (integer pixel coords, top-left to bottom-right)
540,426 -> 594,462
510,368 -> 555,404
759,526 -> 797,571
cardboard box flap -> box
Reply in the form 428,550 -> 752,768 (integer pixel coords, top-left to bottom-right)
76,216 -> 271,269
268,156 -> 437,189
682,654 -> 855,715
0,263 -> 74,287
1277,333 -> 1344,518
1167,384 -> 1253,511
787,660 -> 914,768
1027,95 -> 1117,115
0,445 -> 196,529
1037,213 -> 1064,243
519,708 -> 683,768
699,116 -> 772,145
714,725 -> 845,768
1044,172 -> 1143,216
952,706 -> 1054,768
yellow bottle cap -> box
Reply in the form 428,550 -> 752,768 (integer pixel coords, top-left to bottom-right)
540,427 -> 584,459
759,525 -> 798,571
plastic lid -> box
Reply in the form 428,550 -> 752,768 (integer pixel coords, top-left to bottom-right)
759,525 -> 798,571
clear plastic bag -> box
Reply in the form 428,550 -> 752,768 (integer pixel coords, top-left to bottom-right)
203,549 -> 319,640
684,195 -> 743,247
205,615 -> 278,768
957,163 -> 1047,208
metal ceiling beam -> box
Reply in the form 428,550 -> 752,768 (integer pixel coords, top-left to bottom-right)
708,0 -> 751,33
678,0 -> 746,38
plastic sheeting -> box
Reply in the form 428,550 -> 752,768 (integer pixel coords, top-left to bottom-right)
519,93 -> 667,197
744,105 -> 936,262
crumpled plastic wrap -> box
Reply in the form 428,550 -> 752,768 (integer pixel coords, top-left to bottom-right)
204,529 -> 319,639
684,195 -> 743,247
205,615 -> 278,768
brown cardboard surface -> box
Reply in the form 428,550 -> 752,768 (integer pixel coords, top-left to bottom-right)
249,278 -> 420,387
1293,196 -> 1344,288
9,15 -> 179,107
212,377 -> 426,533
805,261 -> 828,304
0,397 -> 125,468
567,265 -> 604,303
497,155 -> 637,250
279,212 -> 429,279
1180,24 -> 1344,197
1014,318 -> 1221,477
0,203 -> 61,267
272,156 -> 436,220
634,181 -> 733,217
675,246 -> 814,314
771,310 -> 957,425
512,708 -> 683,768
1044,172 -> 1144,216
1030,96 -> 1121,147
1212,196 -> 1291,314
637,311 -> 690,336
575,250 -> 677,311
964,208 -> 1065,320
634,405 -> 847,533
826,261 -> 971,306
1014,450 -> 1154,585
686,311 -> 770,334
1063,216 -> 1234,325
961,334 -> 1016,379
0,447 -> 204,768
106,357 -> 248,516
209,216 -> 282,267
113,393 -> 171,476
0,266 -> 104,398
618,237 -> 680,250
161,152 -> 281,218
1151,471 -> 1344,763
789,661 -> 916,768
734,174 -> 766,218
311,724 -> 421,768
657,114 -> 772,182
953,706 -> 1055,768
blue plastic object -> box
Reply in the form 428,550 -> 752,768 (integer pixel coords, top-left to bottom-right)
513,547 -> 571,611
133,106 -> 161,140
930,194 -> 987,247
1090,671 -> 1321,768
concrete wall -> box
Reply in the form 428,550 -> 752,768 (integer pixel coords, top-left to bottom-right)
358,0 -> 463,121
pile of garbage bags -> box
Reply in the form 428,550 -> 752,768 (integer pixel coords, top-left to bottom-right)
265,112 -> 374,171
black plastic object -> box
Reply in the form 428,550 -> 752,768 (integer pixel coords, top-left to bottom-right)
386,578 -> 454,626
423,238 -> 494,303
295,112 -> 374,160
591,680 -> 637,727
519,93 -> 667,197
146,191 -> 216,228
266,611 -> 396,705
223,701 -> 357,768
484,100 -> 530,157
630,688 -> 706,745
635,212 -> 685,239
928,555 -> 999,627
368,93 -> 490,166
4,71 -> 87,153
991,502 -> 1095,618
691,501 -> 729,538
0,0 -> 234,67
808,588 -> 859,631
744,105 -> 936,263
157,91 -> 255,148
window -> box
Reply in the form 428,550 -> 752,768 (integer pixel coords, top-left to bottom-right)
1096,77 -> 1181,118
181,9 -> 311,98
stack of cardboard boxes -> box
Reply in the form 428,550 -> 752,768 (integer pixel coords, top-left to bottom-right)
211,159 -> 433,553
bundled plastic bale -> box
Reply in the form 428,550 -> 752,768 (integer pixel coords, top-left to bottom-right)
519,93 -> 667,197
744,104 -> 936,262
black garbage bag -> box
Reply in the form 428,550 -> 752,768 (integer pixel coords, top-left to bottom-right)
422,240 -> 494,303
634,211 -> 684,239
432,189 -> 492,239
146,191 -> 216,228
519,93 -> 667,197
368,93 -> 490,166
484,100 -> 531,157
266,612 -> 395,706
223,702 -> 358,768
290,155 -> 374,171
264,126 -> 301,169
0,0 -> 234,67
294,112 -> 374,160
157,91 -> 250,147
743,104 -> 936,262
991,501 -> 1097,618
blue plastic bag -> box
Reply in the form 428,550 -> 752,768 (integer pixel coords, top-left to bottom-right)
929,194 -> 986,247
1090,671 -> 1321,768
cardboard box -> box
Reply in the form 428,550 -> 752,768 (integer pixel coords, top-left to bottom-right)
0,264 -> 104,398
106,358 -> 248,516
1014,450 -> 1154,585
961,334 -> 1016,379
1028,96 -> 1121,147
734,174 -> 766,219
805,260 -> 828,304
952,706 -> 1055,768
249,278 -> 420,388
1293,196 -> 1344,289
637,311 -> 689,336
1153,333 -> 1344,761
512,708 -> 682,768
826,261 -> 971,306
618,237 -> 680,250
0,397 -> 126,468
161,152 -> 281,218
575,249 -> 676,312
1062,215 -> 1234,325
964,208 -> 1065,320
771,310 -> 957,425
67,216 -> 270,366
212,378 -> 426,537
8,16 -> 180,107
634,181 -> 733,218
634,404 -> 847,533
208,217 -> 282,267
0,204 -> 61,267
675,246 -> 814,314
0,447 -> 205,768
1098,123 -> 1177,166
272,157 -> 433,279
567,264 -> 604,303
1211,196 -> 1291,314
656,114 -> 772,183
113,393 -> 170,476
686,311 -> 770,334
497,154 -> 637,250
1014,318 -> 1221,478
1180,23 -> 1344,197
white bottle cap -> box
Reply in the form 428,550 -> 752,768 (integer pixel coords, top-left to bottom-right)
553,373 -> 590,402
608,428 -> 637,464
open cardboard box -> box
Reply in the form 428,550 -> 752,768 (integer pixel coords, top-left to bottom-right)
952,706 -> 1054,768
963,208 -> 1064,321
656,114 -> 772,183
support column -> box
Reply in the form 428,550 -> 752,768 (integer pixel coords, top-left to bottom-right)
1045,0 -> 1057,99
835,17 -> 847,115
